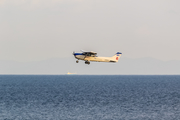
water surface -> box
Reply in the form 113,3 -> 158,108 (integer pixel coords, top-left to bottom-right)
0,75 -> 180,120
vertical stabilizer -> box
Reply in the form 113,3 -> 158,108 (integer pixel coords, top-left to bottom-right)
111,52 -> 122,62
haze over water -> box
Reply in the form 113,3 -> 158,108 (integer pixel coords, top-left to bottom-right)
0,75 -> 180,120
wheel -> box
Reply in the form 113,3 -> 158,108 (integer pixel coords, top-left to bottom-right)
76,60 -> 79,63
85,61 -> 90,65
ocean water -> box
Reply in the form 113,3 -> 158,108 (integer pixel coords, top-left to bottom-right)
0,75 -> 180,120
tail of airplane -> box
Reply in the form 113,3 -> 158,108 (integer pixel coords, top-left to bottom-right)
111,52 -> 122,62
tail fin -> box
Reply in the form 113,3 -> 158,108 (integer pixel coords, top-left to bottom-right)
111,52 -> 122,62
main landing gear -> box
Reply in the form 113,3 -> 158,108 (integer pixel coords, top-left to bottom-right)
85,61 -> 90,65
76,60 -> 90,65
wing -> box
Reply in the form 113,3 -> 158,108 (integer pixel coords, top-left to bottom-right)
82,51 -> 97,56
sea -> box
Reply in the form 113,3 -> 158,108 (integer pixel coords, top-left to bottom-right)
0,75 -> 180,120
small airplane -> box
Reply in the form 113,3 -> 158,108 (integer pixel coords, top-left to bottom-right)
73,50 -> 122,65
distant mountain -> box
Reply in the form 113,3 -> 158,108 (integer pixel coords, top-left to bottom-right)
0,57 -> 180,75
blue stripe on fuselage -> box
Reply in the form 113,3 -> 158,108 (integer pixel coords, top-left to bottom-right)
74,53 -> 83,56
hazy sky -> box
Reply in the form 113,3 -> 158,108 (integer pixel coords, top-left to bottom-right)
0,0 -> 180,62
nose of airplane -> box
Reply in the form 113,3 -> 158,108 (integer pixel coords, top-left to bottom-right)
73,52 -> 76,56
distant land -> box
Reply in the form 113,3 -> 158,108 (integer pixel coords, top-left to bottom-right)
0,57 -> 180,75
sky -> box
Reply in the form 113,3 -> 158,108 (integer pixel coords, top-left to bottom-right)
0,0 -> 180,62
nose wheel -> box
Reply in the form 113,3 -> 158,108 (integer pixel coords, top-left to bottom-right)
76,60 -> 79,63
85,61 -> 90,65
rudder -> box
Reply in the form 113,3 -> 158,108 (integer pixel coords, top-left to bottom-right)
111,52 -> 122,62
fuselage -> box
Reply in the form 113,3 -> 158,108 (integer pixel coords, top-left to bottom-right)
74,54 -> 116,62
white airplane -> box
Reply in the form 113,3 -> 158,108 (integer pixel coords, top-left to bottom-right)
73,50 -> 122,65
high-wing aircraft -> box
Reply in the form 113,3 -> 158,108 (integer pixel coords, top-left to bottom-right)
73,50 -> 122,65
